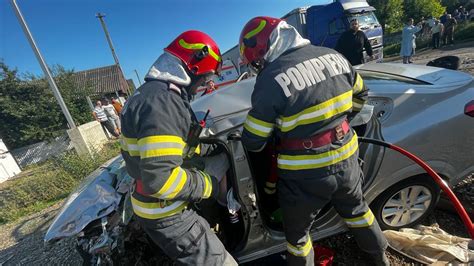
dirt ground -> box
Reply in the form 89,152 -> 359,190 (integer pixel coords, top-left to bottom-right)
384,40 -> 474,75
0,41 -> 473,266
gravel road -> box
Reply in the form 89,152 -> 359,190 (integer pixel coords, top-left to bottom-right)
385,40 -> 474,76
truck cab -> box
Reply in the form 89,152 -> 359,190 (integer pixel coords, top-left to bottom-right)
217,0 -> 383,90
305,0 -> 383,62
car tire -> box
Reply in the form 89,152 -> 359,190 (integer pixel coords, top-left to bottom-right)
371,175 -> 440,230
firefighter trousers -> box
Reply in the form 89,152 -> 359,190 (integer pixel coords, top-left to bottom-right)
136,208 -> 237,265
278,155 -> 388,266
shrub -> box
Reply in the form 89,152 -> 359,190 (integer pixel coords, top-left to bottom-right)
0,141 -> 120,224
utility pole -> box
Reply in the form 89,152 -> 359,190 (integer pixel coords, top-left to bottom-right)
10,0 -> 76,129
96,13 -> 121,66
134,69 -> 142,86
96,12 -> 130,95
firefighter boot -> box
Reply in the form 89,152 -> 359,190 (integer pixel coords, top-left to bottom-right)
372,252 -> 390,266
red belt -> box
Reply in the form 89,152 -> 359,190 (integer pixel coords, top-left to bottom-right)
135,179 -> 148,195
279,120 -> 350,150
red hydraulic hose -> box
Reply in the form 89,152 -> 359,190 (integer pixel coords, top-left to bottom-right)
358,137 -> 474,239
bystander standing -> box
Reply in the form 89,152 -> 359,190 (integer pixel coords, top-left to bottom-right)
335,19 -> 373,65
443,14 -> 457,45
440,11 -> 448,25
400,18 -> 422,64
431,20 -> 443,49
111,97 -> 123,114
92,100 -> 118,138
103,99 -> 121,135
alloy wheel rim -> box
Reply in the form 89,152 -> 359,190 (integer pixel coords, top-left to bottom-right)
381,185 -> 432,227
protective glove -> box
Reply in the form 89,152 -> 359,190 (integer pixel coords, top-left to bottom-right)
203,153 -> 229,183
182,156 -> 205,171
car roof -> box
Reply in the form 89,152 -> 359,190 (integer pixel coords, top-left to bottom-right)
356,63 -> 472,86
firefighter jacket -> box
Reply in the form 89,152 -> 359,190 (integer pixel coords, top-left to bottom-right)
120,79 -> 218,220
242,44 -> 368,178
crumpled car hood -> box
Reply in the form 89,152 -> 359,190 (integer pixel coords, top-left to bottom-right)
191,77 -> 255,135
44,157 -> 124,243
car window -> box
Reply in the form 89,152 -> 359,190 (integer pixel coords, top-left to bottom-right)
358,70 -> 432,85
328,18 -> 346,35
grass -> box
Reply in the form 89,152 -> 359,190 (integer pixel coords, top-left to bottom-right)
384,21 -> 474,57
0,141 -> 121,225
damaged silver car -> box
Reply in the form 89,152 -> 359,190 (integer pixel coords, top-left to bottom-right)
45,63 -> 474,264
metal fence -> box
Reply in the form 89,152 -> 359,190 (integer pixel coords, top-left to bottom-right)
10,135 -> 74,168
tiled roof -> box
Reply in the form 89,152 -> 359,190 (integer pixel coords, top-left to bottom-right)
73,64 -> 129,95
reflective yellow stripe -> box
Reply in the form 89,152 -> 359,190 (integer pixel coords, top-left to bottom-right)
138,135 -> 186,158
265,181 -> 276,188
195,144 -> 201,155
152,167 -> 187,200
120,137 -> 127,150
353,73 -> 364,94
178,39 -> 221,62
278,133 -> 358,170
141,148 -> 183,158
244,20 -> 267,39
131,196 -> 187,219
240,19 -> 267,56
120,136 -> 140,156
352,101 -> 364,111
287,236 -> 312,257
138,135 -> 185,145
264,187 -> 276,194
353,98 -> 365,105
200,171 -> 213,199
344,209 -> 375,228
277,90 -> 353,132
243,115 -> 274,138
352,98 -> 365,112
240,43 -> 245,56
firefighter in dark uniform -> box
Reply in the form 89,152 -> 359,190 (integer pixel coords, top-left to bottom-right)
120,30 -> 237,265
239,17 -> 389,266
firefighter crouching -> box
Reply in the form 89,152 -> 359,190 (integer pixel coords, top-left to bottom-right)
239,17 -> 389,266
120,30 -> 237,265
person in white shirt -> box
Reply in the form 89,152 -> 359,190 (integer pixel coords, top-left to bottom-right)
93,100 -> 118,138
431,20 -> 443,49
102,98 -> 121,134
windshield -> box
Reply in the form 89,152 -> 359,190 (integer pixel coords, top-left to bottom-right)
348,12 -> 379,29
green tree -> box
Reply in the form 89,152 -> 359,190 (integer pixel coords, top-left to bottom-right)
0,61 -> 93,149
369,0 -> 405,33
403,0 -> 446,21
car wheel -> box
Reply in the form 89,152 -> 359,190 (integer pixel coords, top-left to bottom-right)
371,175 -> 440,230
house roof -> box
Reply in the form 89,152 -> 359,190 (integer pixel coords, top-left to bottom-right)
127,79 -> 136,92
73,64 -> 129,95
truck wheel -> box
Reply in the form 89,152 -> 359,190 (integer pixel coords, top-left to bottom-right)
371,175 -> 440,230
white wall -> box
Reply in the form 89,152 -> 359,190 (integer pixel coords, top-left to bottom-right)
0,139 -> 22,183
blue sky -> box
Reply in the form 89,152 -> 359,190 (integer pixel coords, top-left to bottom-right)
1,0 -> 328,87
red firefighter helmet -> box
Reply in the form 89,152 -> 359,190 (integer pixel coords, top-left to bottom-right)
239,16 -> 282,66
165,30 -> 222,76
